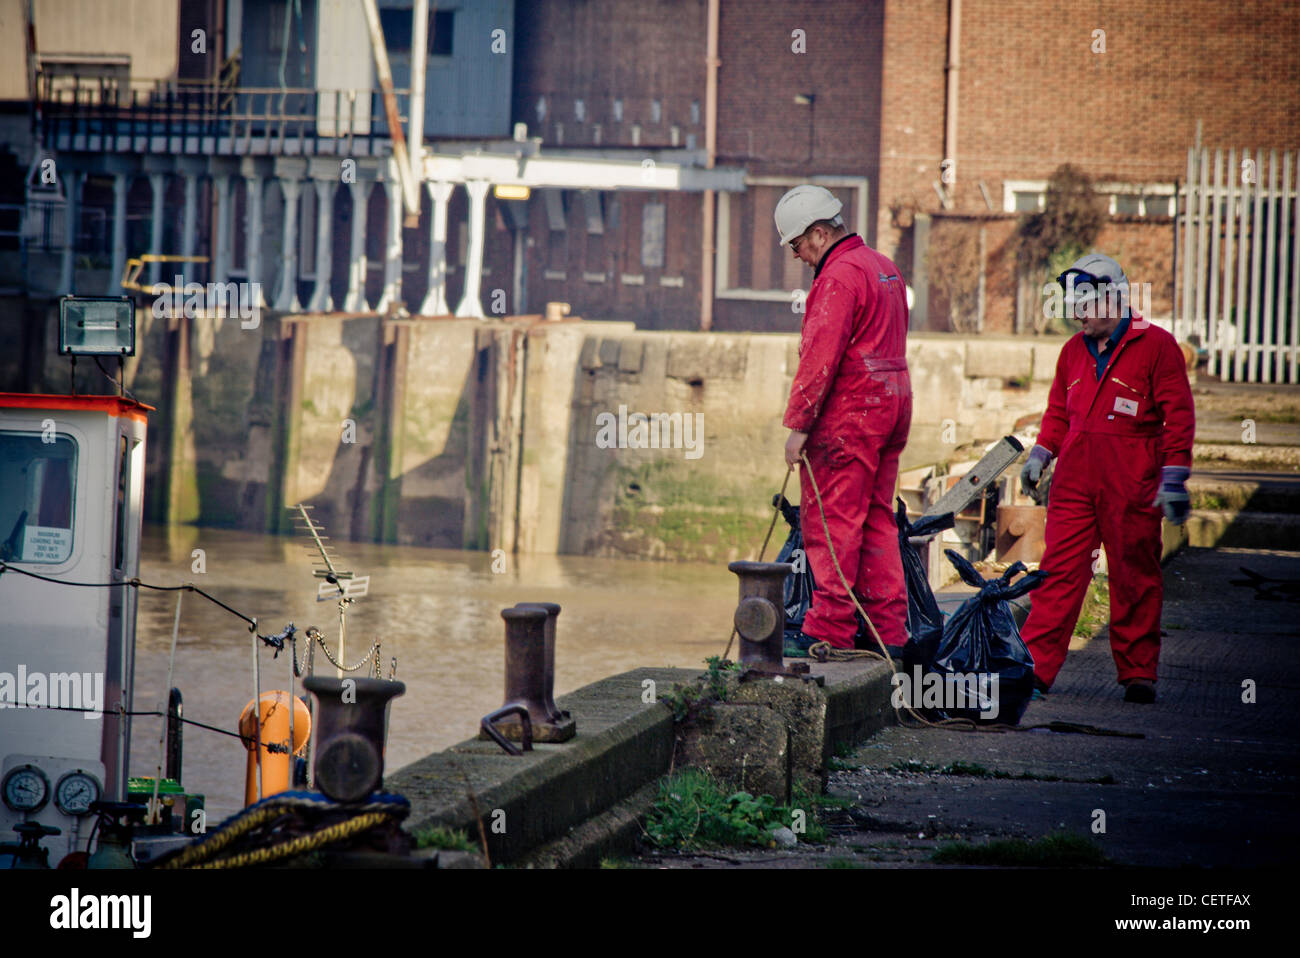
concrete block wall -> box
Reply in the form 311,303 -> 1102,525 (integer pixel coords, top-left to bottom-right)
118,309 -> 1066,561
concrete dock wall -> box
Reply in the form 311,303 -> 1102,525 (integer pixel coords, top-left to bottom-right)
25,304 -> 1063,559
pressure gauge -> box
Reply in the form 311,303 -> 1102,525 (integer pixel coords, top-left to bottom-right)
2,764 -> 50,812
55,771 -> 101,816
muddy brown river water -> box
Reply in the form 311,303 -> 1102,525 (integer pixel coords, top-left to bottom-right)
130,524 -> 738,820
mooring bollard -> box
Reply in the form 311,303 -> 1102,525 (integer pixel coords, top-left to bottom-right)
479,603 -> 577,748
301,676 -> 405,803
728,560 -> 804,676
517,601 -> 570,725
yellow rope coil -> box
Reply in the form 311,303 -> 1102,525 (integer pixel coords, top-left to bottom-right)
192,812 -> 393,869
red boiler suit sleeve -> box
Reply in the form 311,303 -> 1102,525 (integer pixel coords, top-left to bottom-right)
1152,336 -> 1196,469
1035,347 -> 1071,457
783,277 -> 858,433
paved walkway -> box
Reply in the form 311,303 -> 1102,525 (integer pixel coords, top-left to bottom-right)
637,546 -> 1299,868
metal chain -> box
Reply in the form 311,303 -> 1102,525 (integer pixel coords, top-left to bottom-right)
293,628 -> 379,675
313,636 -> 381,674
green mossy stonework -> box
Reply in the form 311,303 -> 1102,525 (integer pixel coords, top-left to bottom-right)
608,458 -> 776,563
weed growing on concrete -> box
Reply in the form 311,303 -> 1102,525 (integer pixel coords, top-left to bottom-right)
659,656 -> 741,727
413,825 -> 479,852
645,768 -> 820,850
1073,577 -> 1110,637
931,831 -> 1109,866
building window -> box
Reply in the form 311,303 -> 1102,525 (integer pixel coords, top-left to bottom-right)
1003,180 -> 1176,218
0,432 -> 77,565
1013,191 -> 1043,212
715,176 -> 868,301
380,8 -> 454,55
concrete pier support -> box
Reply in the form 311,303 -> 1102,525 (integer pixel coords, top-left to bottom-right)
274,171 -> 304,312
108,173 -> 128,296
419,181 -> 454,315
455,179 -> 489,318
147,172 -> 166,288
59,171 -> 83,294
376,169 -> 403,313
243,171 -> 268,308
308,176 -> 335,312
181,174 -> 198,261
212,174 -> 233,286
344,179 -> 373,312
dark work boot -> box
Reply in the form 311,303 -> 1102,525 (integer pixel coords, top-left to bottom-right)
1123,679 -> 1157,704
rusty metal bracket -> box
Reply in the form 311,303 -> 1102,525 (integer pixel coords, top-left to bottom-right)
481,704 -> 533,756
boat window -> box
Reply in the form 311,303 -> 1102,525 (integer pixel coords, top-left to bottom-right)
0,431 -> 77,564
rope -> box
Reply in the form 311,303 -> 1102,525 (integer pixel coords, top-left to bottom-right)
191,812 -> 391,869
154,792 -> 408,869
0,561 -> 258,631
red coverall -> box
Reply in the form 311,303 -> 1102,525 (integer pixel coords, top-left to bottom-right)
1022,316 -> 1195,687
784,235 -> 912,649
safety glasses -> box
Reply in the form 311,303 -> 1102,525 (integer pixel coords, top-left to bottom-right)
1057,268 -> 1112,295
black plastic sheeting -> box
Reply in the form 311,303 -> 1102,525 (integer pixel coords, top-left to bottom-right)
904,549 -> 1047,725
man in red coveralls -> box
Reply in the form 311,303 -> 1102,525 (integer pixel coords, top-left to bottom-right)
775,185 -> 912,653
1019,253 -> 1195,703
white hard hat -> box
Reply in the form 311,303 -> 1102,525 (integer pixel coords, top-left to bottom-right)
1058,252 -> 1128,306
774,185 -> 844,246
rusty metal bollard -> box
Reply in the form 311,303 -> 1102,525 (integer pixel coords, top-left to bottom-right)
301,676 -> 405,803
516,601 -> 569,725
995,504 -> 1047,564
728,560 -> 807,677
479,604 -> 577,747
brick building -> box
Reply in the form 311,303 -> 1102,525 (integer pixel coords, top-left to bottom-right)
511,0 -> 1300,333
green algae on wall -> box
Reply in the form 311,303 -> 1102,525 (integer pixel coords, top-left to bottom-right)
609,457 -> 781,563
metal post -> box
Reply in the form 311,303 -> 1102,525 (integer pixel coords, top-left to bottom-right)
1249,149 -> 1265,382
1291,153 -> 1300,384
1235,153 -> 1251,383
1195,148 -> 1209,343
166,688 -> 183,783
1262,151 -> 1279,384
1208,149 -> 1223,376
1277,152 -> 1292,384
1180,148 -> 1195,339
1221,149 -> 1236,380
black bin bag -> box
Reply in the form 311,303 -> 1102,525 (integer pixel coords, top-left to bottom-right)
773,494 -> 871,645
774,495 -> 814,641
919,549 -> 1047,725
896,499 -> 956,669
